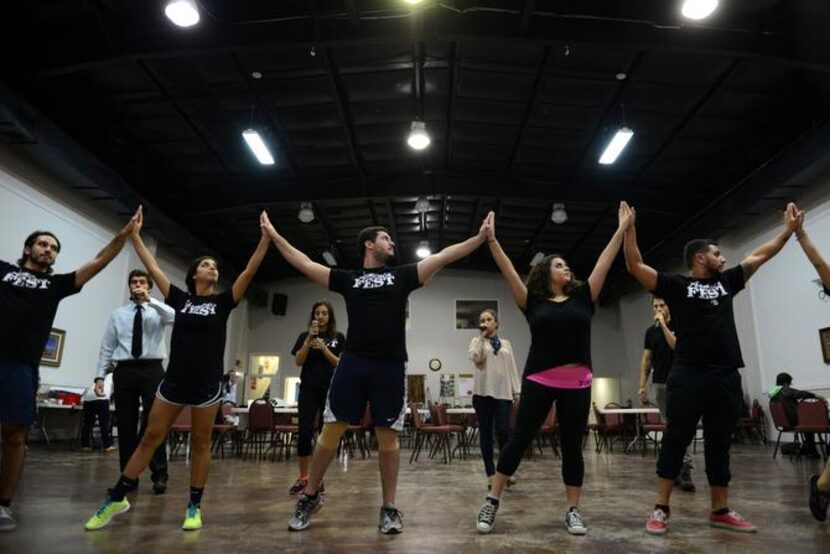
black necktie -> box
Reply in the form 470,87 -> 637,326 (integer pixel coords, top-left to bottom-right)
131,304 -> 143,358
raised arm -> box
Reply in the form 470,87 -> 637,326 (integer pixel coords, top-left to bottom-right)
793,205 -> 830,289
74,207 -> 140,288
129,207 -> 171,298
740,202 -> 798,282
623,207 -> 659,292
417,211 -> 491,284
231,217 -> 271,303
486,212 -> 528,310
261,211 -> 330,288
586,201 -> 631,302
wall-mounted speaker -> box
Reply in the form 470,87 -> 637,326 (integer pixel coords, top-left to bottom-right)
271,293 -> 288,316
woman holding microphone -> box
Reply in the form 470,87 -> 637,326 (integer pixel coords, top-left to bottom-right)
289,301 -> 345,495
469,308 -> 521,489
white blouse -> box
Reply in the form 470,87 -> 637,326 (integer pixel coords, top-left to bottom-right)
468,336 -> 522,401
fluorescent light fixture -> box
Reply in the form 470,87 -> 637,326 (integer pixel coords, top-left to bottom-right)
322,250 -> 337,266
298,202 -> 314,224
529,252 -> 545,267
164,0 -> 200,27
598,127 -> 634,165
403,0 -> 425,5
407,121 -> 431,150
551,203 -> 568,225
416,240 -> 431,259
681,0 -> 719,21
414,196 -> 431,213
242,129 -> 275,165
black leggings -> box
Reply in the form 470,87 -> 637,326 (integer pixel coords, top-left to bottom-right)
496,379 -> 591,486
297,384 -> 328,457
472,395 -> 512,477
657,366 -> 742,487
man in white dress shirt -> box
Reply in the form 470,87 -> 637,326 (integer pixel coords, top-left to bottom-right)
94,269 -> 175,494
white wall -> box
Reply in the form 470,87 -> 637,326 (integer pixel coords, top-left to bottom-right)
244,269 -> 627,409
0,149 -> 248,393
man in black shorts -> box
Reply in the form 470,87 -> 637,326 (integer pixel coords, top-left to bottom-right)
262,210 -> 492,534
625,203 -> 798,535
0,212 -> 138,532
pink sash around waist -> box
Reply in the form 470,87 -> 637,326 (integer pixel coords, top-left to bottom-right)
526,365 -> 592,389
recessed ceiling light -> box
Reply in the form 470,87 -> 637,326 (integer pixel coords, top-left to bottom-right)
407,121 -> 431,151
322,250 -> 337,266
414,197 -> 431,213
681,0 -> 719,21
416,240 -> 431,259
251,71 -> 263,80
551,204 -> 568,225
598,127 -> 634,165
529,252 -> 545,266
164,0 -> 200,28
298,202 -> 314,224
242,129 -> 275,165
616,72 -> 627,81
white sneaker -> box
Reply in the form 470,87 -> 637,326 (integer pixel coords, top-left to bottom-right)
565,507 -> 587,535
0,506 -> 17,532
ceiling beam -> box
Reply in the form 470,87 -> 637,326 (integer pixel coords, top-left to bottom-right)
178,170 -> 701,218
504,45 -> 550,178
638,59 -> 741,178
21,13 -> 830,81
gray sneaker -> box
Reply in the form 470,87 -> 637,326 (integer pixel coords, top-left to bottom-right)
676,462 -> 696,492
565,507 -> 587,535
0,506 -> 16,532
379,505 -> 404,534
288,493 -> 324,531
477,497 -> 499,534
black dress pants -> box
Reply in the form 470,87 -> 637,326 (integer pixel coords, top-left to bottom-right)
112,361 -> 168,479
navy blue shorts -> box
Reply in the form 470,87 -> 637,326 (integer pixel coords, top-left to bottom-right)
0,357 -> 38,425
156,377 -> 222,407
324,353 -> 406,431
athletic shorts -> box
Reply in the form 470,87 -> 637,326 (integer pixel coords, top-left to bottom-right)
324,353 -> 406,431
0,357 -> 38,425
156,377 -> 222,407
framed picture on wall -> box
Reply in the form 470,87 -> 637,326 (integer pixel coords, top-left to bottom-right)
41,328 -> 66,367
455,300 -> 499,330
820,327 -> 830,364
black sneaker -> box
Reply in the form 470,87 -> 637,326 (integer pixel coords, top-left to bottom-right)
809,475 -> 830,522
565,507 -> 588,535
477,497 -> 499,534
676,462 -> 695,492
288,493 -> 324,531
379,505 -> 404,534
152,475 -> 168,495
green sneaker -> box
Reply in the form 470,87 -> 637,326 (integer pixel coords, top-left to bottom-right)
182,503 -> 202,531
84,497 -> 130,531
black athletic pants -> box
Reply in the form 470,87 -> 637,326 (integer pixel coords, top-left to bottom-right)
297,384 -> 328,457
656,366 -> 742,487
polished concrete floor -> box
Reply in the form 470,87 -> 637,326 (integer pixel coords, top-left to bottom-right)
0,441 -> 828,553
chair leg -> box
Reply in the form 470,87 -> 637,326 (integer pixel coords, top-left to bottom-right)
773,430 -> 783,458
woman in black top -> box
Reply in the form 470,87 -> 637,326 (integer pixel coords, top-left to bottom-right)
476,203 -> 633,536
85,207 -> 270,532
289,300 -> 345,495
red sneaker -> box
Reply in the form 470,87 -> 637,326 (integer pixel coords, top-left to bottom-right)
645,508 -> 669,535
708,510 -> 757,533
